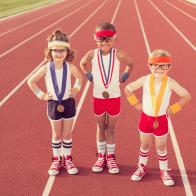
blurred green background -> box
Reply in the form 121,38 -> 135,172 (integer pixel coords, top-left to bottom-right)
0,0 -> 57,18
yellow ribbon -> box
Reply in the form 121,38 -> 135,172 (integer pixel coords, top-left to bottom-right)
150,74 -> 168,117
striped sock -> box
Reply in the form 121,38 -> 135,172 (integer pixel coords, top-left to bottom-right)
62,139 -> 72,157
52,139 -> 62,158
97,141 -> 106,155
157,149 -> 168,170
138,148 -> 150,165
107,144 -> 115,155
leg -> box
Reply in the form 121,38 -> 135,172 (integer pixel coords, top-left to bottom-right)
155,135 -> 174,186
48,119 -> 63,176
131,133 -> 152,181
105,114 -> 120,174
92,114 -> 107,173
62,118 -> 78,175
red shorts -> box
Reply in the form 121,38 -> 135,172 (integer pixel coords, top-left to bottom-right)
138,112 -> 168,137
93,97 -> 120,116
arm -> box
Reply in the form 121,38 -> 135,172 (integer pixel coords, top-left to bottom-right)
116,49 -> 134,82
167,78 -> 191,114
124,76 -> 146,111
69,64 -> 83,97
80,50 -> 94,82
27,64 -> 52,100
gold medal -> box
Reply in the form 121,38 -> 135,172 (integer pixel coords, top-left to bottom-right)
153,119 -> 159,129
57,104 -> 65,113
102,91 -> 110,98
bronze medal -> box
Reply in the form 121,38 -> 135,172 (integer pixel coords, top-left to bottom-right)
57,104 -> 65,113
153,119 -> 159,129
102,91 -> 110,98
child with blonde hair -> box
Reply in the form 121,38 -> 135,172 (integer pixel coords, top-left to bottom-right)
125,49 -> 191,186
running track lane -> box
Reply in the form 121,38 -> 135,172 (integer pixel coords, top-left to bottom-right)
0,0 -> 195,195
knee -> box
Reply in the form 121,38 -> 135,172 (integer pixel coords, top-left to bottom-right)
156,144 -> 166,151
140,143 -> 151,150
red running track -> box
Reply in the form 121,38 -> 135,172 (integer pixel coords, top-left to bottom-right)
0,0 -> 195,195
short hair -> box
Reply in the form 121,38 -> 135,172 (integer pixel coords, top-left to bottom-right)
95,22 -> 116,33
149,49 -> 171,58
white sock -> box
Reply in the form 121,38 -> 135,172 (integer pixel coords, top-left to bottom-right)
62,139 -> 72,157
157,149 -> 168,170
107,143 -> 115,155
52,139 -> 62,158
138,148 -> 150,165
97,141 -> 106,155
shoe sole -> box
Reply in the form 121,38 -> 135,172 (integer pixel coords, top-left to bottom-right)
131,172 -> 147,181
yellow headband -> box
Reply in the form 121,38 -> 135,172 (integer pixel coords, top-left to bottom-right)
48,40 -> 70,49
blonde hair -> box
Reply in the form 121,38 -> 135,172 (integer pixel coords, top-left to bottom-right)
149,49 -> 171,58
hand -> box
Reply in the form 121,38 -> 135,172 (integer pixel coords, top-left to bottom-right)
120,72 -> 129,83
85,72 -> 93,82
134,102 -> 142,111
69,88 -> 79,98
166,107 -> 173,115
42,92 -> 53,101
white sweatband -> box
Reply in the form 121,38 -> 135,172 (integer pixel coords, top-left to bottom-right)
34,89 -> 45,99
48,40 -> 70,49
73,79 -> 82,91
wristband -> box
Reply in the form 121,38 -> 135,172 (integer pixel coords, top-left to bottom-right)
34,89 -> 45,99
127,94 -> 139,105
170,102 -> 181,114
85,72 -> 93,82
121,72 -> 129,82
73,79 -> 82,91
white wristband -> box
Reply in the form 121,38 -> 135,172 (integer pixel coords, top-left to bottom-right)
73,79 -> 82,91
34,89 -> 45,99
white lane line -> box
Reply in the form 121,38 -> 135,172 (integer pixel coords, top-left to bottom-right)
0,0 -> 106,108
42,1 -> 121,195
0,0 -> 68,22
133,0 -> 193,196
178,0 -> 196,9
0,0 -> 94,60
163,0 -> 196,21
0,0 -> 81,37
149,0 -> 196,52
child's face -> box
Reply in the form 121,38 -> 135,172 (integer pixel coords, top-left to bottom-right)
149,62 -> 171,77
95,36 -> 116,53
50,46 -> 67,62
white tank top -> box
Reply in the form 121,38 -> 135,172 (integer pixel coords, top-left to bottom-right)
142,74 -> 172,116
92,48 -> 120,98
44,62 -> 71,101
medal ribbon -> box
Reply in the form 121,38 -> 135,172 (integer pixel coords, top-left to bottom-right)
149,74 -> 168,117
97,48 -> 115,89
50,62 -> 67,102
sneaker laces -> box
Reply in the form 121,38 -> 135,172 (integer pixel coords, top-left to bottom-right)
107,154 -> 118,169
64,156 -> 76,169
161,170 -> 172,180
94,153 -> 105,167
135,164 -> 145,176
51,157 -> 61,170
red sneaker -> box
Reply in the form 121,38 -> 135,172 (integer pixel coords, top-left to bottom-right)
63,155 -> 78,175
92,153 -> 106,173
160,169 -> 174,186
131,163 -> 147,181
106,154 -> 119,174
48,156 -> 61,176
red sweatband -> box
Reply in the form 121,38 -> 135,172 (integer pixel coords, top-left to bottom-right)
148,56 -> 172,64
95,30 -> 116,37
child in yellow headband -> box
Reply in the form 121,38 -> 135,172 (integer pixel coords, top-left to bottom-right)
124,49 -> 191,186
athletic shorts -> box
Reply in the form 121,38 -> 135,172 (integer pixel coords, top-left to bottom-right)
47,98 -> 76,120
138,112 -> 168,137
93,97 -> 120,116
